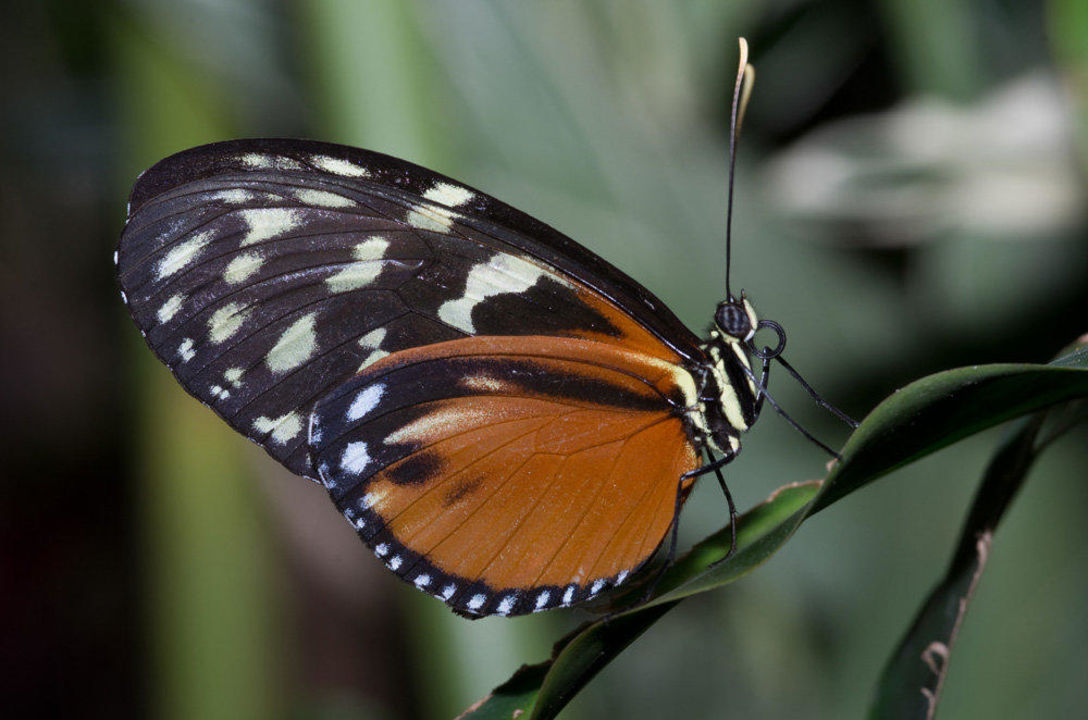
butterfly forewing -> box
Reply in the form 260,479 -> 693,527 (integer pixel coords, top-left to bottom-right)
309,336 -> 700,616
117,139 -> 700,478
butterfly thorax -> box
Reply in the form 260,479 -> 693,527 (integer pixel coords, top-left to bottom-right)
686,297 -> 761,456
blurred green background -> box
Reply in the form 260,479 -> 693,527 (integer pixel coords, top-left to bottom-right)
3,0 -> 1087,718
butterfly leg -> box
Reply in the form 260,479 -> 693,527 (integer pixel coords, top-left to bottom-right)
631,448 -> 739,609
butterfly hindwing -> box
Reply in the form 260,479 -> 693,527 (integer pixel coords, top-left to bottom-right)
117,139 -> 699,477
309,335 -> 700,616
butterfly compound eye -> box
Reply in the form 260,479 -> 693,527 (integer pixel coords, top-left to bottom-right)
715,302 -> 751,339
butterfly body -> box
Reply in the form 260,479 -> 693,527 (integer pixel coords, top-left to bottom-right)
117,138 -> 763,616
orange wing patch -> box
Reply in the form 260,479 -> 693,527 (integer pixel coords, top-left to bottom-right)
310,336 -> 700,616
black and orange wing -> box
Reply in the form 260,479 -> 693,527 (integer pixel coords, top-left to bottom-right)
117,138 -> 711,616
116,139 -> 702,478
309,336 -> 699,616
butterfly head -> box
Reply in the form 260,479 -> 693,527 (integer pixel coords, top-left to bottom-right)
713,294 -> 759,344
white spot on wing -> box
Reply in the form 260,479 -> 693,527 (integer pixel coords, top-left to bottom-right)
207,302 -> 249,344
496,595 -> 516,615
440,584 -> 456,600
357,327 -> 389,371
589,579 -> 605,596
374,543 -> 389,557
240,153 -> 303,171
406,204 -> 456,232
310,154 -> 371,177
388,555 -> 402,571
223,253 -> 263,284
178,338 -> 195,362
359,327 -> 386,349
384,406 -> 495,445
423,182 -> 474,207
467,594 -> 486,611
252,412 -> 303,444
535,591 -> 551,610
266,313 -> 318,373
295,188 -> 354,208
616,570 -> 629,585
156,231 -> 212,280
437,254 -> 549,333
414,574 -> 432,588
224,367 -> 244,387
340,441 -> 371,474
210,189 -> 253,204
562,585 -> 575,605
347,384 -> 384,421
240,153 -> 273,169
238,208 -> 301,246
324,237 -> 390,293
461,375 -> 507,392
352,236 -> 389,260
360,489 -> 386,509
157,294 -> 185,324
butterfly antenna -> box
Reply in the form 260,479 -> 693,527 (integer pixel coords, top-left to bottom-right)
726,38 -> 755,301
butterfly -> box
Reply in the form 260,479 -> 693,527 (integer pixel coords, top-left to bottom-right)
115,40 -> 810,617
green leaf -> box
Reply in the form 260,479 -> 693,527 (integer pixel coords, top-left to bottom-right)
868,414 -> 1046,720
869,343 -> 1088,719
460,349 -> 1088,720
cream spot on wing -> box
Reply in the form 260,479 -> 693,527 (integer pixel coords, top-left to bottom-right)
325,264 -> 382,292
156,231 -> 212,280
238,208 -> 301,246
437,254 -> 550,333
253,412 -> 303,444
384,406 -> 496,445
207,302 -> 250,344
209,188 -> 253,204
310,154 -> 371,177
266,313 -> 318,373
223,252 -> 263,284
157,294 -> 185,324
357,327 -> 389,371
340,441 -> 371,474
210,384 -> 229,401
358,327 -> 386,349
423,182 -> 475,207
295,188 -> 354,208
347,384 -> 384,421
324,238 -> 391,293
240,153 -> 302,171
461,375 -> 508,392
223,367 -> 244,387
178,338 -> 195,362
240,153 -> 273,169
361,489 -> 387,510
406,202 -> 457,232
352,236 -> 389,260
